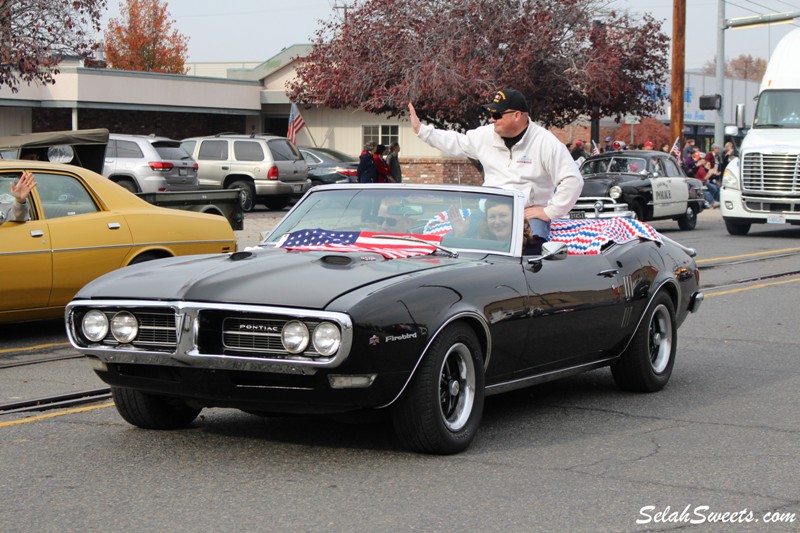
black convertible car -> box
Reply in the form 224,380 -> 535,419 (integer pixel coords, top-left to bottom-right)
66,184 -> 703,454
572,150 -> 706,230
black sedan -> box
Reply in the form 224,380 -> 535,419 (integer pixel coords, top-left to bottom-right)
572,150 -> 706,230
299,146 -> 358,187
65,184 -> 703,454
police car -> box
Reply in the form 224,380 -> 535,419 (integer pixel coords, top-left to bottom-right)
571,150 -> 706,230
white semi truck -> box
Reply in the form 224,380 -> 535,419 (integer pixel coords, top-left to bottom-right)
721,27 -> 800,235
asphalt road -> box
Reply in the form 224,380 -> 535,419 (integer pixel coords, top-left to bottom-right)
1,208 -> 799,532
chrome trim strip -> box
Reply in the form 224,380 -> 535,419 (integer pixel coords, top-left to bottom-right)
485,357 -> 617,395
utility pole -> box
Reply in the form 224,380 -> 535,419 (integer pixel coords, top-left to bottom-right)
714,0 -> 725,149
333,2 -> 350,21
670,0 -> 686,149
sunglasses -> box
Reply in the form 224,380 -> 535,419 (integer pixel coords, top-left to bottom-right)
375,216 -> 399,227
490,110 -> 515,120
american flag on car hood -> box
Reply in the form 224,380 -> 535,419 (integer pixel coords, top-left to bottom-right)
277,229 -> 442,259
550,218 -> 662,255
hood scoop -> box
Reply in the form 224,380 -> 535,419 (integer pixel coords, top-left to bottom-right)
321,255 -> 355,266
229,251 -> 254,261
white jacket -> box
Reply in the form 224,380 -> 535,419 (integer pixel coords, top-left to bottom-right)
418,119 -> 583,220
0,199 -> 29,225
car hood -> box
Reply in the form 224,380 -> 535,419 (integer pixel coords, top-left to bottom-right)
580,175 -> 619,195
580,174 -> 646,196
75,246 -> 474,309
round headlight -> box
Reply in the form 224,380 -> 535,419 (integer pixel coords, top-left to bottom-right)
82,310 -> 109,343
609,185 -> 622,199
282,320 -> 309,354
313,322 -> 341,356
111,312 -> 139,343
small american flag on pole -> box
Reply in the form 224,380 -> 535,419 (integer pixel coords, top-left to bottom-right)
670,136 -> 681,158
277,229 -> 442,259
591,140 -> 600,156
287,103 -> 305,144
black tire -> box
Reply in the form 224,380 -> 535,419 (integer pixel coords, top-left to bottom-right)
115,178 -> 138,193
128,252 -> 165,265
725,219 -> 751,236
677,204 -> 698,231
228,180 -> 256,212
111,386 -> 201,429
611,292 -> 676,392
264,197 -> 289,211
630,201 -> 645,221
391,323 -> 484,454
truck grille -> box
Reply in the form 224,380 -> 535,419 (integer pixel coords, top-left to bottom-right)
742,152 -> 800,194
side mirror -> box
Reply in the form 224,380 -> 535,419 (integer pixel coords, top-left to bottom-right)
735,103 -> 746,129
527,241 -> 568,265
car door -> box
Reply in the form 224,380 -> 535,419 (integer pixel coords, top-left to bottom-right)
196,140 -> 230,189
0,173 -> 52,313
33,172 -> 134,308
521,253 -> 625,370
650,156 -> 689,218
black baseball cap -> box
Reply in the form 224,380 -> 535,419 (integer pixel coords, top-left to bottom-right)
483,88 -> 529,113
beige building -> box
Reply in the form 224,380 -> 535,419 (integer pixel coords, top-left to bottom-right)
0,45 -> 481,184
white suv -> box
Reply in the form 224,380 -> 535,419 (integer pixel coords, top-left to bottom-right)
103,134 -> 199,193
181,133 -> 311,211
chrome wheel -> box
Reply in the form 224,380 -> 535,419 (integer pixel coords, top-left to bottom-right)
648,304 -> 673,374
439,342 -> 476,432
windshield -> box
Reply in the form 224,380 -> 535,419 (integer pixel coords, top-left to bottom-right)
261,187 -> 519,255
581,156 -> 648,175
753,90 -> 800,128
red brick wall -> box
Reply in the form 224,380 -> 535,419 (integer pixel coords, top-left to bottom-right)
400,158 -> 483,186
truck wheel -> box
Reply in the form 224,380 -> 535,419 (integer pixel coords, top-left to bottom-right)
114,178 -> 138,193
228,180 -> 256,212
264,197 -> 289,211
391,323 -> 484,454
677,204 -> 698,230
725,219 -> 751,236
111,387 -> 200,429
611,292 -> 676,393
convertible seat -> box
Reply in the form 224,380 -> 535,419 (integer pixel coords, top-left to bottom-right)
549,218 -> 662,255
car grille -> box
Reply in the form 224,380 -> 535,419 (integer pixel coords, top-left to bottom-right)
198,311 -> 326,357
135,311 -> 178,346
223,317 -> 324,356
741,152 -> 800,194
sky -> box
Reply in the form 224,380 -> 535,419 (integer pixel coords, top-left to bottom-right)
99,0 -> 800,69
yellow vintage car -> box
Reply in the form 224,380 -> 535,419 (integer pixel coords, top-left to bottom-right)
0,160 -> 236,323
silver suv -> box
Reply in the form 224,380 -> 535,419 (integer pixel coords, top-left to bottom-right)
103,134 -> 199,193
181,133 -> 310,211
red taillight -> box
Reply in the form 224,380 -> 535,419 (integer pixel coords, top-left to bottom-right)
149,161 -> 174,171
267,165 -> 279,180
337,168 -> 357,177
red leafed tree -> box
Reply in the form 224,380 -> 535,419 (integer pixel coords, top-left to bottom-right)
287,0 -> 669,131
104,0 -> 189,74
0,0 -> 106,93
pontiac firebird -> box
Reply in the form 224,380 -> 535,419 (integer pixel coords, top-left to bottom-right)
66,184 -> 703,454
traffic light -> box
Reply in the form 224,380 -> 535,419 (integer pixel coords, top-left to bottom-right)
699,94 -> 721,110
